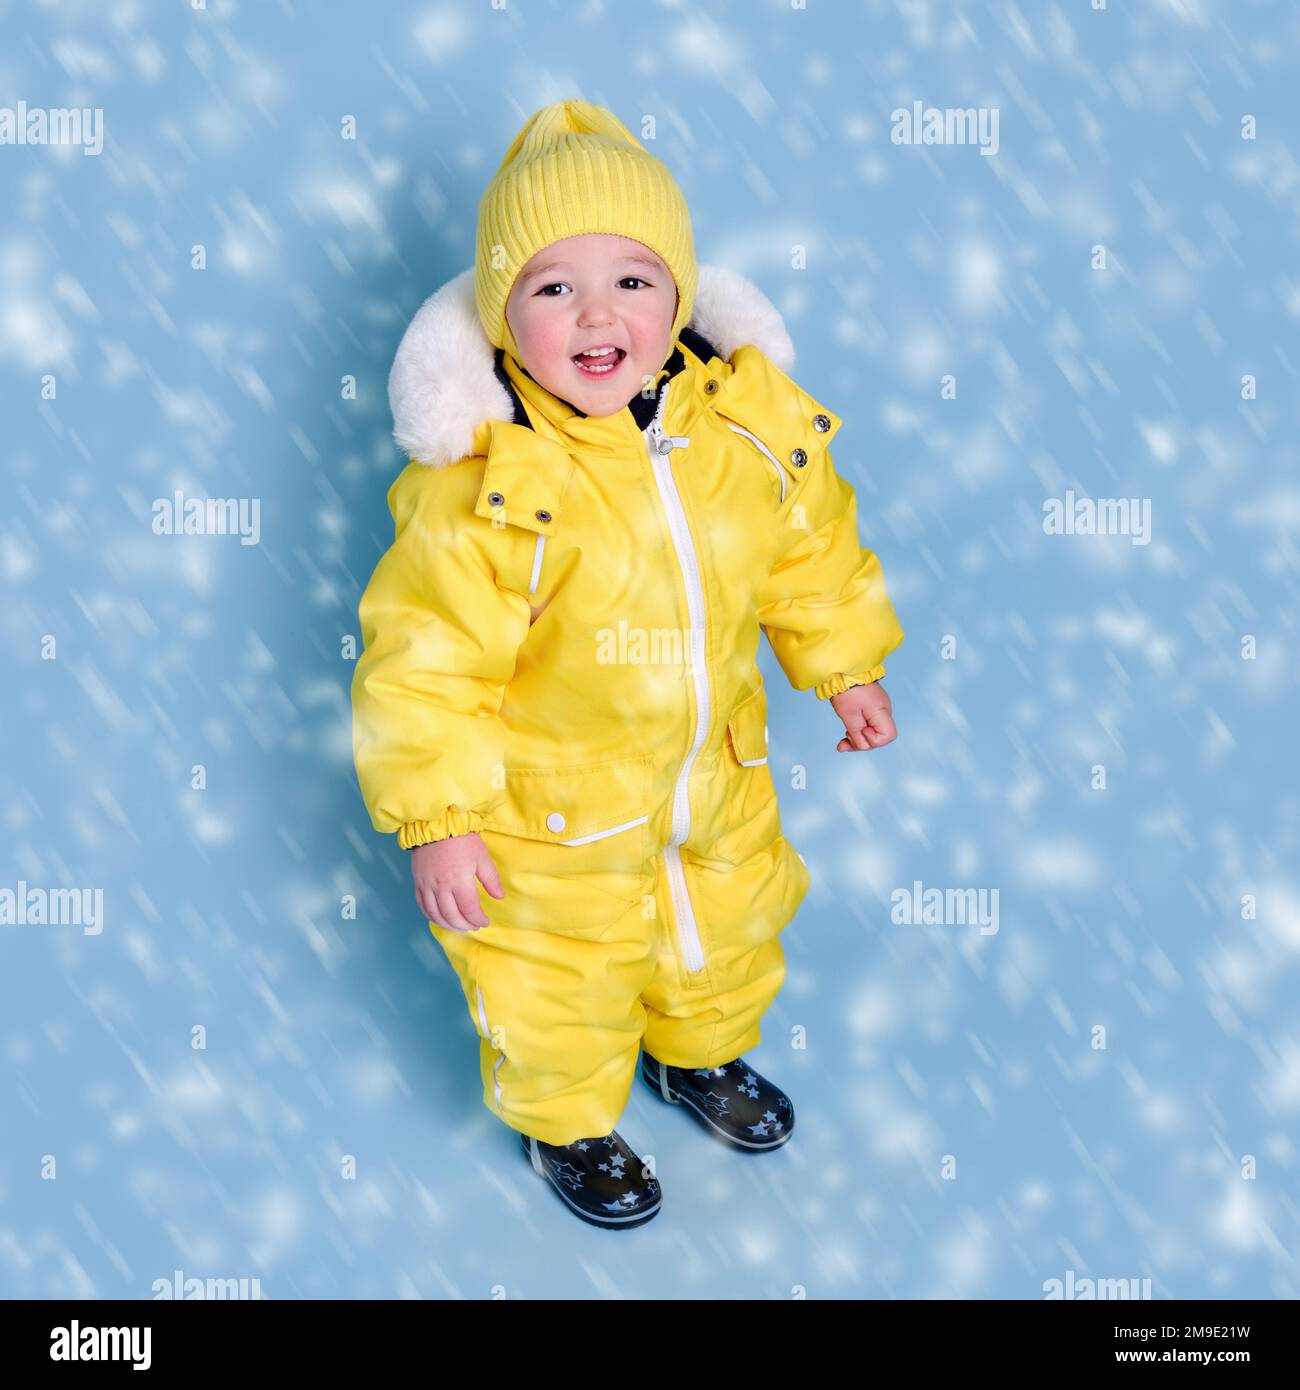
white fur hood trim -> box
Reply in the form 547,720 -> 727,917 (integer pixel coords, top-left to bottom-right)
388,265 -> 796,468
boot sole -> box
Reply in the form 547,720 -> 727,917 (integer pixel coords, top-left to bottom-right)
640,1061 -> 795,1152
519,1133 -> 662,1229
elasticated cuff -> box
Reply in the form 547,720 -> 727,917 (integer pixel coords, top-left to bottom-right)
813,663 -> 887,700
398,808 -> 484,849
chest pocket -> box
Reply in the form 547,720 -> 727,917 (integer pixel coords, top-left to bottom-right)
711,385 -> 841,509
720,419 -> 793,503
705,340 -> 844,502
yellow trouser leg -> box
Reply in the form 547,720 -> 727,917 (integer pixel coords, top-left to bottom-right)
430,899 -> 659,1147
641,932 -> 786,1068
639,849 -> 788,1067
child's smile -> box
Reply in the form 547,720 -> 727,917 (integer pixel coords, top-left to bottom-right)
570,344 -> 627,378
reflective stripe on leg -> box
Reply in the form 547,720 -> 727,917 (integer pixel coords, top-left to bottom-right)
476,984 -> 505,1107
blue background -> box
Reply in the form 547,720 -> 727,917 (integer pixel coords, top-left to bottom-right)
2,0 -> 1297,1300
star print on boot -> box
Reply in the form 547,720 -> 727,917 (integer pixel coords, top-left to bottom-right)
640,1050 -> 795,1151
519,1127 -> 661,1228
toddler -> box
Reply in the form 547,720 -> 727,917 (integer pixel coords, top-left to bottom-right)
352,99 -> 905,1229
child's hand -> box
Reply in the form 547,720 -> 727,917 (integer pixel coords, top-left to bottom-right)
829,681 -> 897,752
411,832 -> 504,933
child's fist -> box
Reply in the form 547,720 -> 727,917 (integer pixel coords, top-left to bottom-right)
410,832 -> 504,933
830,680 -> 897,752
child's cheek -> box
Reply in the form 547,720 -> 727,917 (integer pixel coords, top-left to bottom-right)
530,317 -> 574,374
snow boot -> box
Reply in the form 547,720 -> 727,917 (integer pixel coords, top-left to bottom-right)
519,1129 -> 662,1228
640,1051 -> 795,1151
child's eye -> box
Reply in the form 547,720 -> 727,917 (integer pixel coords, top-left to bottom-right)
536,282 -> 570,297
619,277 -> 649,289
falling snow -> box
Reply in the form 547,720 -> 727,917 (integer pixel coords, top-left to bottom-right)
1,0 -> 1297,1301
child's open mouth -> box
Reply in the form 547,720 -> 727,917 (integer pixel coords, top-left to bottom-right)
571,347 -> 626,378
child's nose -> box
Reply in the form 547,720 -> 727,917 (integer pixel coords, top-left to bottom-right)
577,295 -> 616,326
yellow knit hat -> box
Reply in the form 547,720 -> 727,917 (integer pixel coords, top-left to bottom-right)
475,99 -> 697,362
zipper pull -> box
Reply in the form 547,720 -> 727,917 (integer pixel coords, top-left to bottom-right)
656,433 -> 691,454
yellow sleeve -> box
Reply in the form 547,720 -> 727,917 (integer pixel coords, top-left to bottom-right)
755,439 -> 905,699
351,462 -> 531,847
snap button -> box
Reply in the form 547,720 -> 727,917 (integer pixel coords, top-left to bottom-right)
813,414 -> 831,432
545,811 -> 566,833
791,448 -> 808,467
534,509 -> 552,523
487,491 -> 505,506
704,379 -> 719,394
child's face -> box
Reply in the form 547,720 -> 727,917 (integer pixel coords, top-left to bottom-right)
505,234 -> 678,418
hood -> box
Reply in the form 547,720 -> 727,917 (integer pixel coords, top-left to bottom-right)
388,265 -> 797,469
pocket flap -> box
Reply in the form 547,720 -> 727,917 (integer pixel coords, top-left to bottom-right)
474,426 -> 575,538
726,684 -> 769,766
484,753 -> 653,844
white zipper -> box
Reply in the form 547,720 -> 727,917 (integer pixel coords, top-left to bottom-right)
643,381 -> 708,974
723,420 -> 787,502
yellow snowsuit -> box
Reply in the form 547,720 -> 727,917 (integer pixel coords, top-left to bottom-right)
352,265 -> 905,1144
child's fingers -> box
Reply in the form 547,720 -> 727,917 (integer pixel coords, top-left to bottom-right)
838,715 -> 873,751
420,884 -> 466,933
836,708 -> 898,752
460,876 -> 493,928
433,878 -> 481,934
476,852 -> 505,900
415,882 -> 441,925
864,711 -> 898,746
